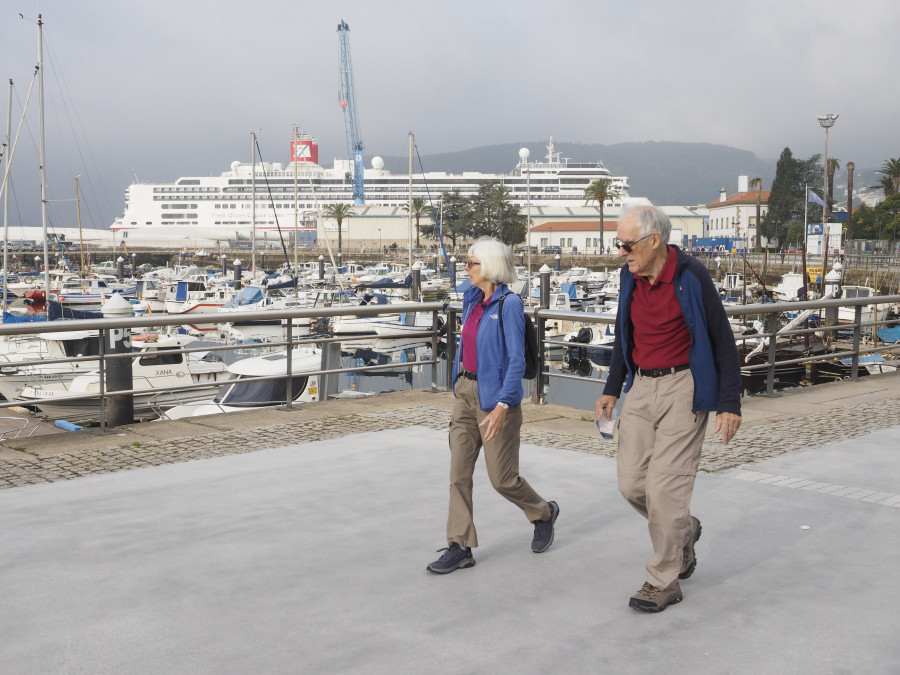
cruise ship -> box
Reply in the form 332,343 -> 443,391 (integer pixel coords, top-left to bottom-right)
111,134 -> 639,239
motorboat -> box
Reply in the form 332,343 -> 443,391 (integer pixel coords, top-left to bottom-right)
160,347 -> 322,419
19,334 -> 230,422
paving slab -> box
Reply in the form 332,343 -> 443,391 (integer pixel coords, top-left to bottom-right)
1,424 -> 898,674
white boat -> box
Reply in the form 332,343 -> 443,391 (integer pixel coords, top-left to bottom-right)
160,348 -> 322,419
838,285 -> 877,326
0,330 -> 101,401
111,136 -> 642,237
19,334 -> 230,422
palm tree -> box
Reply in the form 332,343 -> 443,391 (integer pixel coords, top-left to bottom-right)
876,158 -> 900,197
321,203 -> 356,254
749,177 -> 763,251
583,179 -> 620,253
402,197 -> 431,249
826,157 -> 840,210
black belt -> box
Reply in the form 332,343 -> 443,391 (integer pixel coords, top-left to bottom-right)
636,364 -> 690,378
458,369 -> 477,381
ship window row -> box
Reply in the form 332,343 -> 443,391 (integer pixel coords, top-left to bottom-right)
161,204 -> 198,209
154,186 -> 218,193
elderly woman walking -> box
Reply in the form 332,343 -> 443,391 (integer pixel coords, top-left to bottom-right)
427,237 -> 559,574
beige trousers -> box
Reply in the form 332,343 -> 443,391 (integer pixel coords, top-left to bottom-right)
617,369 -> 708,590
446,377 -> 550,548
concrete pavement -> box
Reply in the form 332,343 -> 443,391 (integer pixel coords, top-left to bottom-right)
1,374 -> 899,673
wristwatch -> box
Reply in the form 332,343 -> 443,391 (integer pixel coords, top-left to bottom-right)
498,402 -> 510,410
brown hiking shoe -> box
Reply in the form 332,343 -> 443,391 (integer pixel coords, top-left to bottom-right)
629,582 -> 683,613
679,516 -> 702,580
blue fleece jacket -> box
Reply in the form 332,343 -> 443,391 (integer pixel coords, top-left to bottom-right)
602,246 -> 742,416
452,283 -> 525,410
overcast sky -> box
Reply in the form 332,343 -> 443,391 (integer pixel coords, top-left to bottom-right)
2,0 -> 897,232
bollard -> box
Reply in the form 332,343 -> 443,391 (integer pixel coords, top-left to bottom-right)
554,253 -> 561,271
103,294 -> 134,428
449,256 -> 457,289
116,256 -> 125,281
318,255 -> 325,281
411,267 -> 422,301
539,265 -> 551,309
221,254 -> 228,278
232,259 -> 242,291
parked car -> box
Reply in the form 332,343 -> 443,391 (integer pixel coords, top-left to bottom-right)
541,246 -> 563,254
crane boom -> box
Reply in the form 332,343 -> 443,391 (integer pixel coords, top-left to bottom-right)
337,20 -> 365,205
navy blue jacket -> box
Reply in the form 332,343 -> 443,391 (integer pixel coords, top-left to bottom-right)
452,283 -> 525,410
602,246 -> 741,416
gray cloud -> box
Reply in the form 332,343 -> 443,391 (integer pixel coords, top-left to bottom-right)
2,0 -> 895,233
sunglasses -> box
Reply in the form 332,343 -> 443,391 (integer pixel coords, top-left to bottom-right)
464,260 -> 481,268
613,233 -> 654,253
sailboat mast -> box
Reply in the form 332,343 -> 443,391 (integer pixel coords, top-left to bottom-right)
293,126 -> 299,285
38,14 -> 51,308
251,131 -> 256,277
2,79 -> 11,315
408,132 -> 413,270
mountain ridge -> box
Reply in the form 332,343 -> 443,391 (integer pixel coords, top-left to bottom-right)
379,140 -> 773,206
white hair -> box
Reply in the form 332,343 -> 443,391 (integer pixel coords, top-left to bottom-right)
468,237 -> 517,284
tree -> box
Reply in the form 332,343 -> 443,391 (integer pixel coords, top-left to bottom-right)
583,178 -> 620,252
402,197 -> 431,249
321,203 -> 356,254
487,184 -> 512,240
436,190 -> 474,250
876,158 -> 900,197
875,193 -> 900,251
850,204 -> 877,240
761,148 -> 823,248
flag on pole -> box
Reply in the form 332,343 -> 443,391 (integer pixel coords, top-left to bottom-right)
807,188 -> 826,206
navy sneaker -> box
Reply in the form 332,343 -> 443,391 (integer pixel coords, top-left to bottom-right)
531,500 -> 559,553
426,543 -> 476,574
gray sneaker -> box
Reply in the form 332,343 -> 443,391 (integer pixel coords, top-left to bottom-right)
679,516 -> 702,580
426,543 -> 475,574
629,582 -> 683,613
531,501 -> 559,553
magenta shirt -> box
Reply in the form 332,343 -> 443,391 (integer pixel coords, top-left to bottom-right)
461,291 -> 494,373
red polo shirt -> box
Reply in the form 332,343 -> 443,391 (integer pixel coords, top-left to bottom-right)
461,291 -> 494,372
631,245 -> 691,370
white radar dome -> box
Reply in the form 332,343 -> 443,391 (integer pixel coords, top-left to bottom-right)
371,156 -> 384,170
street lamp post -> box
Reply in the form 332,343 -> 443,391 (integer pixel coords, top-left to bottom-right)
519,148 -> 532,290
817,113 -> 838,275
378,228 -> 382,261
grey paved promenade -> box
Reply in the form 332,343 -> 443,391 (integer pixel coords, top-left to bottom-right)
1,373 -> 899,673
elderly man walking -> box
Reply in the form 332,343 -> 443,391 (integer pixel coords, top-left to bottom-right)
597,206 -> 742,613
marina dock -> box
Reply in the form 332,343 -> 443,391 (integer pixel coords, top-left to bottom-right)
1,373 -> 899,672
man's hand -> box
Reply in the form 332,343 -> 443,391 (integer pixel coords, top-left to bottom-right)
715,412 -> 741,445
596,395 -> 617,421
479,404 -> 508,442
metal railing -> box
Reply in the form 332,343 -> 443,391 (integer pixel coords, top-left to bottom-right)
528,294 -> 900,401
0,301 -> 445,429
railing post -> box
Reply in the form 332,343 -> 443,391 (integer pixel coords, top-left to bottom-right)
431,308 -> 439,391
284,319 -> 294,410
764,312 -> 778,397
446,306 -> 458,389
318,340 -> 341,402
851,304 -> 863,380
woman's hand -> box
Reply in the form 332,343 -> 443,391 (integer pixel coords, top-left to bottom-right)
479,404 -> 508,442
596,395 -> 617,421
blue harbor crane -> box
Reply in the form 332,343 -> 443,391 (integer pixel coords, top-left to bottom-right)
337,20 -> 365,205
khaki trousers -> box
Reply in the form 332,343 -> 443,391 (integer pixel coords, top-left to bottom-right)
446,377 -> 550,548
617,369 -> 708,590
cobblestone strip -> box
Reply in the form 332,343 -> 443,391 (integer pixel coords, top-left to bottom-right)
2,396 -> 899,490
729,469 -> 900,509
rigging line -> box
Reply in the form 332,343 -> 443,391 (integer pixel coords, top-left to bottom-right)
253,138 -> 292,275
42,31 -> 114,227
414,142 -> 450,271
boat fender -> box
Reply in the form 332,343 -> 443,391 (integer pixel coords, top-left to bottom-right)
54,420 -> 85,432
23,277 -> 33,284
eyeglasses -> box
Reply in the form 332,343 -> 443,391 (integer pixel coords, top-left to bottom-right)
613,233 -> 654,253
464,260 -> 481,268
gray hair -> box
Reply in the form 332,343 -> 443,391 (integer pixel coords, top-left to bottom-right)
468,237 -> 517,285
623,206 -> 671,245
